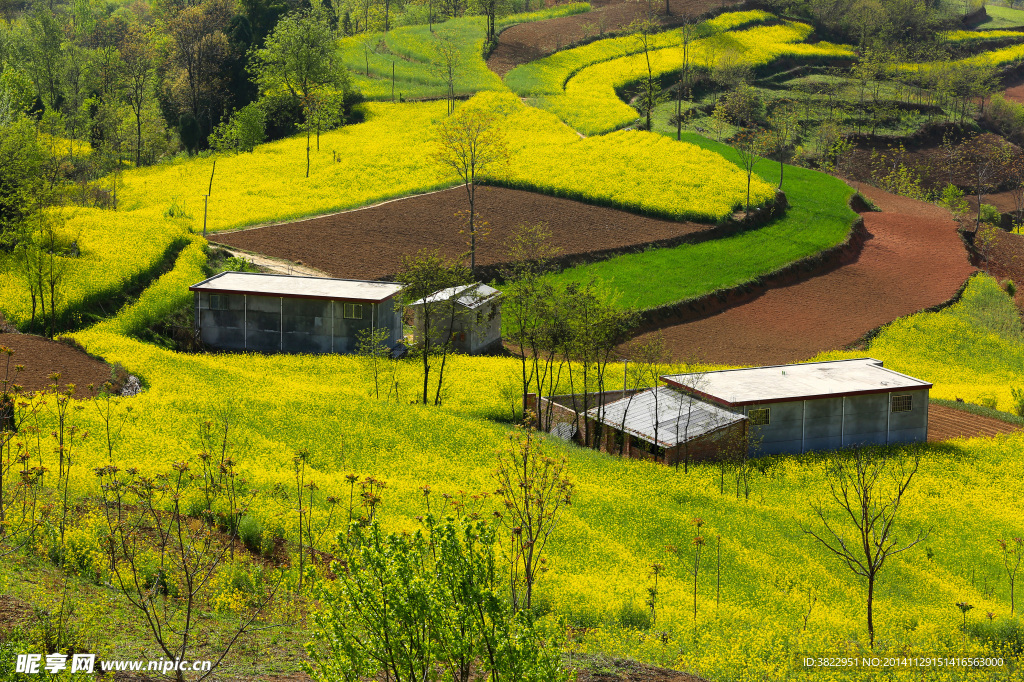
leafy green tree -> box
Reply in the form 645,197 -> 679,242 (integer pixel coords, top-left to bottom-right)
252,8 -> 348,104
120,26 -> 156,167
0,117 -> 44,250
209,101 -> 266,153
306,515 -> 571,682
251,8 -> 352,173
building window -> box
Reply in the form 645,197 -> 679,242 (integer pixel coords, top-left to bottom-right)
209,294 -> 228,310
343,303 -> 363,319
748,408 -> 770,426
891,394 -> 913,413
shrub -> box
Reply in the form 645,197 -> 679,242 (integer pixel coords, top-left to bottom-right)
616,599 -> 653,631
980,203 -> 1002,226
939,184 -> 969,216
969,617 -> 1024,654
1011,387 -> 1024,418
1006,279 -> 1017,297
239,514 -> 264,555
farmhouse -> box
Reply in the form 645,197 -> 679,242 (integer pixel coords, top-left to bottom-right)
661,358 -> 931,456
407,283 -> 503,354
544,358 -> 931,461
189,272 -> 403,354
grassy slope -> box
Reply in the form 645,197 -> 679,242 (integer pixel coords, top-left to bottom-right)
977,4 -> 1024,29
36,263 -> 1021,682
341,4 -> 591,100
543,130 -> 856,311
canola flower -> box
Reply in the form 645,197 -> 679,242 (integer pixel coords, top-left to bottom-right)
0,93 -> 770,326
939,28 -> 1024,44
902,41 -> 1024,71
507,13 -> 852,136
554,22 -> 853,136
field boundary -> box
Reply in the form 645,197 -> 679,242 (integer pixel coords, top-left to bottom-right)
632,202 -> 866,332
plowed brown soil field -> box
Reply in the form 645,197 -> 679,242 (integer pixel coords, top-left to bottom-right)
928,404 -> 1022,441
977,227 -> 1024,309
487,0 -> 740,77
211,186 -> 712,280
624,185 -> 976,365
0,333 -> 110,394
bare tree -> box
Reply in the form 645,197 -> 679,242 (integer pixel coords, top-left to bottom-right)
734,128 -> 769,218
432,101 -> 509,273
396,250 -> 472,405
430,30 -> 462,116
493,421 -> 574,611
803,448 -> 927,649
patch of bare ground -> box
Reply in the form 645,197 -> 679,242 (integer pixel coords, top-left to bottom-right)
974,226 -> 1024,310
487,0 -> 742,77
623,184 -> 976,365
574,657 -> 710,682
0,333 -> 111,395
927,404 -> 1022,441
0,594 -> 33,639
211,186 -> 714,280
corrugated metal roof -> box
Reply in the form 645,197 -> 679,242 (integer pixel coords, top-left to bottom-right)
189,272 -> 403,302
408,283 -> 502,310
661,358 -> 931,407
588,387 -> 746,448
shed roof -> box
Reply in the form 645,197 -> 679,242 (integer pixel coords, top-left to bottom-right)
661,358 -> 931,407
408,283 -> 502,310
189,272 -> 403,303
588,387 -> 746,449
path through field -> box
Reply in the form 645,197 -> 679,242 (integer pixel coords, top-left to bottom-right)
624,185 -> 976,365
487,0 -> 739,77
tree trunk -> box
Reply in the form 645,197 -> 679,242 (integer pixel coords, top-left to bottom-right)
867,572 -> 875,649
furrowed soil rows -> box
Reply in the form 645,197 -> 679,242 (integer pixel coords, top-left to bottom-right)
211,186 -> 713,280
487,0 -> 741,77
977,227 -> 1024,310
624,185 -> 976,365
0,333 -> 111,394
927,403 -> 1022,441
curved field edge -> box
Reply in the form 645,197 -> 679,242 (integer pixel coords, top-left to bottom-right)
56,269 -> 1024,682
341,4 -> 591,101
0,94 -> 774,328
542,133 -> 857,312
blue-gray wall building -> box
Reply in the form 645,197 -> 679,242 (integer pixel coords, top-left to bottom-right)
189,272 -> 404,354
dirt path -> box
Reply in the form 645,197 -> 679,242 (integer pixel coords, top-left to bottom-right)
624,185 -> 976,365
211,186 -> 713,281
0,333 -> 111,394
213,248 -> 332,277
488,0 -> 740,77
928,404 -> 1022,441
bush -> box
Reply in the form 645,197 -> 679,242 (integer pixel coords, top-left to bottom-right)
239,514 -> 264,555
1011,387 -> 1024,418
969,617 -> 1024,654
1006,279 -> 1017,298
980,203 -> 1002,226
616,599 -> 653,631
939,184 -> 969,216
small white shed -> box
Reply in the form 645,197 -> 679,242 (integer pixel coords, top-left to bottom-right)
408,283 -> 503,354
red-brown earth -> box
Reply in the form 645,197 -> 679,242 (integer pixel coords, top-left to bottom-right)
622,184 -> 976,366
211,186 -> 714,280
928,403 -> 1022,441
487,0 -> 741,77
0,333 -> 110,395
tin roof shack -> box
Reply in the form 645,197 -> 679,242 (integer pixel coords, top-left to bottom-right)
408,283 -> 503,355
661,358 -> 931,456
189,272 -> 403,354
587,387 -> 748,465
